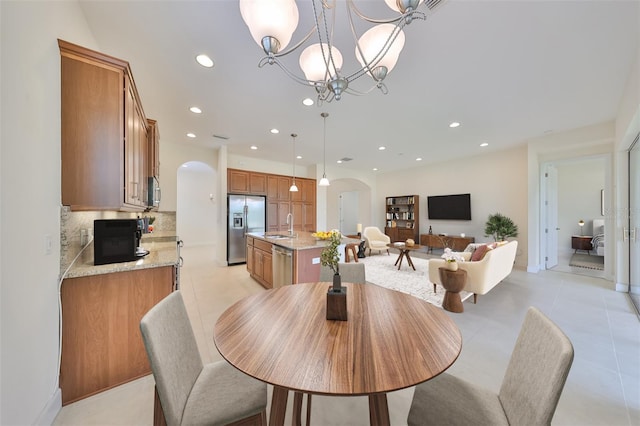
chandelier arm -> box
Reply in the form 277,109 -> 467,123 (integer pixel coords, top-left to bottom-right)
313,0 -> 342,83
271,26 -> 317,59
346,0 -> 426,24
260,55 -> 329,88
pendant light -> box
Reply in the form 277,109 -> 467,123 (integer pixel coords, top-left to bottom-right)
289,133 -> 298,192
319,112 -> 330,186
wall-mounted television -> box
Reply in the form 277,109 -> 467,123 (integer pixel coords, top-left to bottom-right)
427,193 -> 471,220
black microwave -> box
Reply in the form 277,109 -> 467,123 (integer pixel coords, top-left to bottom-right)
94,219 -> 139,265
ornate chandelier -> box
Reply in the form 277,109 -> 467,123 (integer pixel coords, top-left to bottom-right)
239,0 -> 444,103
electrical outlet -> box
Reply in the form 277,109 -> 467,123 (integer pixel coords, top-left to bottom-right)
312,257 -> 320,264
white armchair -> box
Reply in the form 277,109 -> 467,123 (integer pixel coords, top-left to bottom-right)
362,226 -> 390,256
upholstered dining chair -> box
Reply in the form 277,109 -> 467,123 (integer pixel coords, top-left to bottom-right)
362,226 -> 390,256
407,307 -> 574,426
319,262 -> 366,284
140,291 -> 267,426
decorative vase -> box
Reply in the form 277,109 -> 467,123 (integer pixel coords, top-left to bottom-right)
327,273 -> 347,321
446,261 -> 459,271
332,272 -> 342,292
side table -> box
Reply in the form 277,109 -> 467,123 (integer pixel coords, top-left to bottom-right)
438,267 -> 468,313
571,235 -> 593,254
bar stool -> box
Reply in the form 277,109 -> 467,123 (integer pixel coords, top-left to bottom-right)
345,243 -> 359,263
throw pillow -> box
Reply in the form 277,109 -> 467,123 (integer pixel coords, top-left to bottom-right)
471,244 -> 489,261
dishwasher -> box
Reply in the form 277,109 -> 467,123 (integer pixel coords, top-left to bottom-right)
272,245 -> 293,287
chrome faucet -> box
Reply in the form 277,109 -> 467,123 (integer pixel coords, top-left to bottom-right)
286,212 -> 294,236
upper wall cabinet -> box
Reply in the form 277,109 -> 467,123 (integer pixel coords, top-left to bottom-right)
59,39 -> 155,211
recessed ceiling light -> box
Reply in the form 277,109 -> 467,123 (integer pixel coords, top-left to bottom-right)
302,98 -> 314,106
250,145 -> 258,150
337,160 -> 343,164
480,142 -> 489,147
416,157 -> 422,161
270,128 -> 279,134
449,122 -> 460,128
296,155 -> 302,159
195,54 -> 214,68
378,146 -> 386,150
189,106 -> 202,114
186,133 -> 196,138
373,168 -> 378,171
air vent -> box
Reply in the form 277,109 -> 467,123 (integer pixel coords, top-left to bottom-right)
213,134 -> 229,140
339,157 -> 353,162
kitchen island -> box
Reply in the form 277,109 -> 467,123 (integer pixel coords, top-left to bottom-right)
246,231 -> 360,288
60,233 -> 181,405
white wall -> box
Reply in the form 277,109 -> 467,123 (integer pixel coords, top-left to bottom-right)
0,2 -> 98,424
375,145 -> 529,268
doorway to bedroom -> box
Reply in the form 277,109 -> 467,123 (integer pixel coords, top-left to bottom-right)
543,156 -> 607,279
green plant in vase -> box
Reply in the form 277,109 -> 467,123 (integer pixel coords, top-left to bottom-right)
485,213 -> 518,241
320,230 -> 342,291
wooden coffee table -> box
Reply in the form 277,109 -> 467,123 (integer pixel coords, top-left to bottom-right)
214,282 -> 462,426
387,243 -> 426,270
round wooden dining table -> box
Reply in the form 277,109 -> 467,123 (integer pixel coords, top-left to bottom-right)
214,282 -> 462,426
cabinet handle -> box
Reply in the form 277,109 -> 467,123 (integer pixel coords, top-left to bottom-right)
130,182 -> 138,199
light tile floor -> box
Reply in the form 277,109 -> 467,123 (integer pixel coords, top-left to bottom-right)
54,246 -> 640,425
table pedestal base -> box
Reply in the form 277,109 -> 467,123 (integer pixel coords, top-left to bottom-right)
438,268 -> 467,313
327,287 -> 347,321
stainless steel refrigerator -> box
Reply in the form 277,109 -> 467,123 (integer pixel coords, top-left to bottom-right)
227,194 -> 266,265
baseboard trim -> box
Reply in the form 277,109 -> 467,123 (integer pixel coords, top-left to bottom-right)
616,282 -> 630,292
527,264 -> 541,273
35,387 -> 61,425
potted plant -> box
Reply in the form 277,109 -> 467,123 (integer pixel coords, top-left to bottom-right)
320,230 -> 342,291
484,213 -> 518,241
441,247 -> 464,271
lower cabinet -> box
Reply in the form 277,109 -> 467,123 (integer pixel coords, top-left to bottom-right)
60,266 -> 175,405
249,239 -> 273,289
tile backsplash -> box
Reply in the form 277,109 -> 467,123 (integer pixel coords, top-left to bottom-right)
60,207 -> 176,276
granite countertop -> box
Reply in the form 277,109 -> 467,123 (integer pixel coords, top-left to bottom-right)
64,232 -> 181,279
248,231 -> 361,251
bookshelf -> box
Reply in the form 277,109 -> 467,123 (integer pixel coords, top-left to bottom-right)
385,195 -> 419,242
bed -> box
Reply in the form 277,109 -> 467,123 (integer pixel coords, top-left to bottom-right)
591,219 -> 605,256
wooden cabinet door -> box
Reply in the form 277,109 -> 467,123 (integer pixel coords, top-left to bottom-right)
262,251 -> 273,289
291,202 -> 304,231
247,244 -> 254,274
249,172 -> 267,194
302,179 -> 316,203
60,49 -> 124,210
147,119 -> 160,178
303,202 -> 316,232
267,175 -> 279,198
267,201 -> 279,231
278,177 -> 291,201
228,169 -> 249,193
278,201 -> 291,230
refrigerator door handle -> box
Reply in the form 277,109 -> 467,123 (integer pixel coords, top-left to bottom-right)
243,205 -> 248,236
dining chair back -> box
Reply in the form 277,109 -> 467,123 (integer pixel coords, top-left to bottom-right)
319,263 -> 366,284
140,291 -> 267,426
407,306 -> 573,426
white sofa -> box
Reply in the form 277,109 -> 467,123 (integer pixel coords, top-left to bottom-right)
428,241 -> 518,304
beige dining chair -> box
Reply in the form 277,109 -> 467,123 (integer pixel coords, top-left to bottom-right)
362,226 -> 391,255
407,306 -> 574,426
319,263 -> 366,284
140,291 -> 267,426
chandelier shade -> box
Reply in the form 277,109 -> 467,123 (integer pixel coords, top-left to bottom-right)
239,0 -> 299,54
238,0 -> 446,103
299,43 -> 344,84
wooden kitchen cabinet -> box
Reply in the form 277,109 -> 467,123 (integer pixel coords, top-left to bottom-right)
147,119 -> 160,178
60,266 -> 175,405
227,169 -> 267,195
228,169 -> 316,233
250,239 -> 273,289
59,39 -> 153,211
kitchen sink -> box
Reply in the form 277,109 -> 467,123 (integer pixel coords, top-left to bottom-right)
266,234 -> 295,239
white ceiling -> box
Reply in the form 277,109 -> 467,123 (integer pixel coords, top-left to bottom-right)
78,0 -> 639,174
